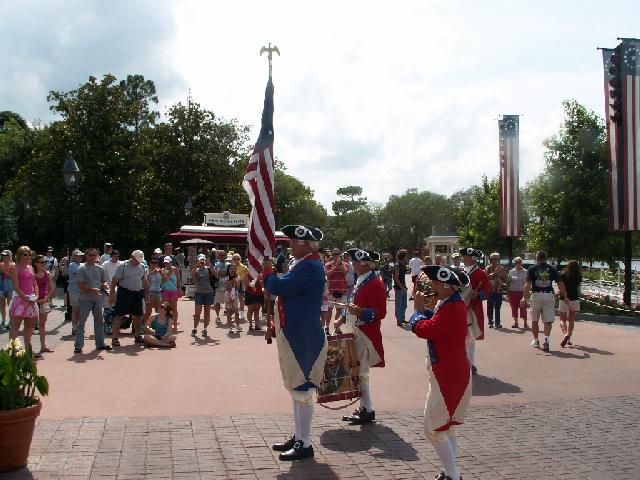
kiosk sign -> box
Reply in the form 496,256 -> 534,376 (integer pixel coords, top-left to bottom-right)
204,211 -> 248,227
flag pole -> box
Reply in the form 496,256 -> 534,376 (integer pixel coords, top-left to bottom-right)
258,43 -> 280,343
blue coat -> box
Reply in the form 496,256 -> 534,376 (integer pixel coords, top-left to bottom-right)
264,252 -> 328,391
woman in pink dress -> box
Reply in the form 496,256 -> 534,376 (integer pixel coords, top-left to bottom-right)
9,246 -> 39,352
34,254 -> 56,357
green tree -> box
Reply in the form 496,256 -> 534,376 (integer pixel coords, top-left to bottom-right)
525,100 -> 621,263
378,188 -> 454,253
273,168 -> 327,229
450,176 -> 521,255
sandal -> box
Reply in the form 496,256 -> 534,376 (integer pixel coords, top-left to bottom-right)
41,346 -> 54,353
134,336 -> 144,344
112,338 -> 121,346
511,323 -> 518,328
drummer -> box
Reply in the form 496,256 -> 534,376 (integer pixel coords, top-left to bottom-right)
262,224 -> 327,461
334,248 -> 387,425
409,265 -> 472,480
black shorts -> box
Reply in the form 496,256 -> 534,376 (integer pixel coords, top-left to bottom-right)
114,287 -> 144,317
244,291 -> 264,306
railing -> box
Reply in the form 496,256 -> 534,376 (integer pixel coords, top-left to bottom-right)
581,277 -> 640,307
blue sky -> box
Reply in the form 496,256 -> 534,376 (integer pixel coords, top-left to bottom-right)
1,0 -> 637,210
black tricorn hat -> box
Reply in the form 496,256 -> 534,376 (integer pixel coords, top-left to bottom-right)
421,265 -> 470,287
281,224 -> 323,241
459,247 -> 483,258
346,248 -> 380,262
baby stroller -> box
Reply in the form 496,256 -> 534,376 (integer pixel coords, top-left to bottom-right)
103,307 -> 134,335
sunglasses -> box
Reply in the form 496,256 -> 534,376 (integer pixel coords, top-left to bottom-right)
22,253 -> 32,257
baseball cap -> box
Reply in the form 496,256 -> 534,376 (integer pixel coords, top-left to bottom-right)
132,250 -> 144,262
72,249 -> 84,257
47,246 -> 53,251
163,256 -> 172,263
153,248 -> 162,254
104,242 -> 112,248
1,250 -> 11,256
196,254 -> 206,261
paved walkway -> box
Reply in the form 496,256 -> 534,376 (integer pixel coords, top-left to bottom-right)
4,396 -> 640,479
2,287 -> 640,478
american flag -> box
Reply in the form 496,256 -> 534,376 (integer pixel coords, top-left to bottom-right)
243,76 -> 276,279
498,115 -> 520,237
620,39 -> 640,230
602,48 -> 622,230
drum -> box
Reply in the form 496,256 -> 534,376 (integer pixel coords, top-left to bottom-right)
317,333 -> 362,404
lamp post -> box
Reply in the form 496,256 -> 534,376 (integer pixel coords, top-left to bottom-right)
62,151 -> 80,250
184,200 -> 193,218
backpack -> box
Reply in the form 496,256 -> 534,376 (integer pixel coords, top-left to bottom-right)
209,267 -> 220,289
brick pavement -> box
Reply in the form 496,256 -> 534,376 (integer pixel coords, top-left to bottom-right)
3,395 -> 640,479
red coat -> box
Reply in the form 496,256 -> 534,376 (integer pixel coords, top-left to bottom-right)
412,293 -> 471,432
468,265 -> 489,340
352,272 -> 387,367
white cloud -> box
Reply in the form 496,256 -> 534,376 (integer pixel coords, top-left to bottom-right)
2,0 -> 638,212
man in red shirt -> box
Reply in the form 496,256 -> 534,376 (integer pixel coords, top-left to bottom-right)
460,247 -> 489,376
334,248 -> 387,425
325,248 -> 349,329
409,265 -> 471,480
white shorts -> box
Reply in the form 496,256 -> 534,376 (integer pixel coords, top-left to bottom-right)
530,292 -> 556,323
558,299 -> 580,313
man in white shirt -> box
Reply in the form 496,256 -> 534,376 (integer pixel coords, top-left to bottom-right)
43,247 -> 58,277
100,243 -> 113,264
408,251 -> 423,300
101,250 -> 122,307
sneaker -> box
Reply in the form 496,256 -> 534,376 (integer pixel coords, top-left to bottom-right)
542,340 -> 550,352
34,324 -> 39,331
202,329 -> 207,337
236,326 -> 243,332
488,322 -> 494,328
229,327 -> 235,335
531,339 -> 540,349
560,335 -> 570,348
495,323 -> 502,329
191,329 -> 197,337
215,317 -> 222,325
567,339 -> 572,345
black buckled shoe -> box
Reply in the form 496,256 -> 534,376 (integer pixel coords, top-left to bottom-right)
342,407 -> 363,422
278,440 -> 314,461
272,435 -> 296,452
349,407 -> 375,425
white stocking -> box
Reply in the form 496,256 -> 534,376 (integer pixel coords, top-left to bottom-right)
292,398 -> 300,440
433,438 -> 460,480
360,383 -> 374,411
466,343 -> 475,366
297,402 -> 314,447
448,433 -> 458,453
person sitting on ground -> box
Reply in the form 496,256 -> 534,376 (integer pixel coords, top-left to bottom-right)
144,302 -> 176,348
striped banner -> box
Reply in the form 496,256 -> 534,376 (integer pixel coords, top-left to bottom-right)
243,75 -> 276,279
620,39 -> 640,230
602,48 -> 622,230
498,115 -> 520,237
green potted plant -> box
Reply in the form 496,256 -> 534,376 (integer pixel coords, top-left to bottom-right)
0,338 -> 49,472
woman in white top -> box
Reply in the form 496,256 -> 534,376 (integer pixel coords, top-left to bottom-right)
507,257 -> 529,329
